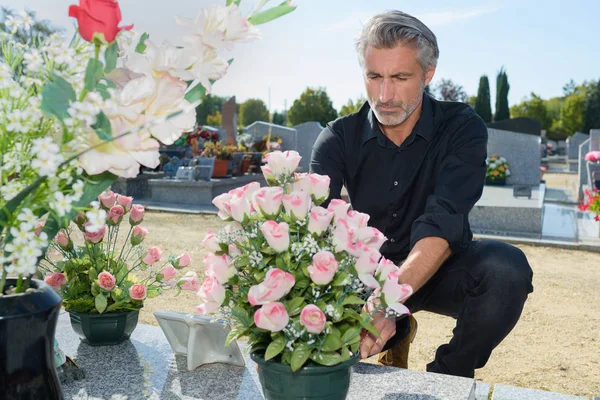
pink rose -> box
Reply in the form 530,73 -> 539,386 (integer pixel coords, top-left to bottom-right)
142,247 -> 162,265
44,273 -> 66,291
346,210 -> 370,229
130,226 -> 148,246
239,181 -> 261,200
585,151 -> 600,162
229,190 -> 252,222
129,283 -> 147,300
308,173 -> 330,201
97,271 -> 116,291
202,231 -> 221,252
129,204 -> 145,225
98,190 -> 116,209
307,206 -> 335,236
307,251 -> 339,285
252,187 -> 283,217
175,252 -> 192,268
376,257 -> 399,281
281,190 -> 311,221
358,273 -> 380,289
107,205 -> 125,226
261,164 -> 274,181
382,280 -> 412,305
54,230 -> 71,249
331,218 -> 356,254
34,221 -> 45,236
159,264 -> 177,282
260,220 -> 290,253
84,224 -> 106,243
262,150 -> 301,178
300,304 -> 326,334
354,244 -> 381,275
357,227 -> 387,251
212,192 -> 233,220
248,268 -> 295,306
254,302 -> 289,332
327,199 -> 350,221
204,253 -> 236,284
73,212 -> 87,228
293,172 -> 312,193
196,276 -> 225,315
180,271 -> 200,291
116,195 -> 133,212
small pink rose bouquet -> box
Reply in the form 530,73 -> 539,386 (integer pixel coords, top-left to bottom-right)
39,191 -> 195,314
198,151 -> 413,371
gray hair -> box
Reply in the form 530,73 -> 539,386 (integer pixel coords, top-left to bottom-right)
355,10 -> 439,72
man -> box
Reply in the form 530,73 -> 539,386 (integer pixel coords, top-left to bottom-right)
309,10 -> 533,378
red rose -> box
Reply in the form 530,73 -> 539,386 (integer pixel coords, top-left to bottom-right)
68,0 -> 133,43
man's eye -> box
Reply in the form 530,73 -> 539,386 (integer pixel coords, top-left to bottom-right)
395,77 -> 407,81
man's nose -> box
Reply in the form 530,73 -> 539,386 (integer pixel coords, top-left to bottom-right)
379,79 -> 394,104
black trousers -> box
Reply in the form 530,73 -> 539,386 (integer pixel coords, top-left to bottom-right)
383,239 -> 534,378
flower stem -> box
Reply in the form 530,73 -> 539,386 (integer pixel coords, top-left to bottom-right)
117,226 -> 133,264
15,274 -> 23,293
0,271 -> 7,295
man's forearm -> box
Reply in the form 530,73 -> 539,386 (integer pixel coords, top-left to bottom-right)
397,236 -> 452,292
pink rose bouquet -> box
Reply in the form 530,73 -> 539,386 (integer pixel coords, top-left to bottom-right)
39,192 -> 194,314
197,151 -> 413,371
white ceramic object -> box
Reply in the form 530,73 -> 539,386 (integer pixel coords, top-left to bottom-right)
153,310 -> 245,371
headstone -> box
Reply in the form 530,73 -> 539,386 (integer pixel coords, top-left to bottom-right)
487,128 -> 541,186
175,166 -> 194,180
590,129 -> 600,151
221,96 -> 237,146
193,157 -> 215,181
294,121 -> 324,172
487,117 -> 542,136
492,384 -> 587,399
566,132 -> 588,172
244,121 -> 298,152
578,138 -> 590,196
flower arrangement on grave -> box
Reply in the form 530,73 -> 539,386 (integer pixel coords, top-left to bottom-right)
201,141 -> 238,161
252,135 -> 283,153
584,151 -> 600,163
197,150 -> 413,372
39,191 -> 197,314
485,154 -> 511,182
579,188 -> 600,221
0,0 -> 296,295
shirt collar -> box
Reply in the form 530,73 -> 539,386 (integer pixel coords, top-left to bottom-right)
362,93 -> 435,146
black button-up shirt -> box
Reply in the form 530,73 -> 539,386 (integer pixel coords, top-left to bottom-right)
309,94 -> 488,263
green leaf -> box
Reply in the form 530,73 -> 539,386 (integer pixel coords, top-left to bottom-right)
311,351 -> 342,366
104,41 -> 119,73
340,346 -> 351,362
283,251 -> 292,267
265,334 -> 286,361
0,177 -> 44,237
135,32 -> 150,53
342,308 -> 361,321
342,295 -> 365,306
146,286 -> 160,298
95,293 -> 107,313
88,268 -> 98,282
261,246 -> 276,255
350,341 -> 360,354
225,326 -> 247,347
40,74 -> 76,121
284,297 -> 305,317
184,82 -> 207,104
226,0 -> 241,6
234,255 -> 250,268
106,301 -> 124,312
291,343 -> 312,372
360,320 -> 380,339
341,326 -> 361,345
294,278 -> 309,290
331,272 -> 350,286
333,304 -> 344,322
91,111 -> 113,141
281,348 -> 293,365
111,287 -> 124,302
84,58 -> 104,92
232,305 -> 252,327
248,2 -> 296,25
275,254 -> 284,271
321,332 -> 343,352
91,282 -> 101,297
253,269 -> 267,282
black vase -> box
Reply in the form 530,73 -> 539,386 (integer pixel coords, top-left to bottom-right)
0,278 -> 63,400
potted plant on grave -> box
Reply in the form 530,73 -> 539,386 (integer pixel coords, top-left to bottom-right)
39,191 -> 197,346
196,151 -> 413,400
485,154 -> 511,185
201,141 -> 237,178
0,0 -> 295,397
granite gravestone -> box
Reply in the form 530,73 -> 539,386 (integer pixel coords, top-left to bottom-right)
293,121 -> 323,172
487,128 -> 541,186
566,132 -> 589,172
244,121 -> 298,152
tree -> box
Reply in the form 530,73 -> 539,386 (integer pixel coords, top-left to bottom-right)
494,67 -> 510,121
272,111 -> 286,126
239,98 -> 269,126
466,95 -> 477,108
207,111 -> 222,126
474,75 -> 492,123
288,87 -> 338,126
195,95 -> 226,126
433,79 -> 467,102
510,93 -> 551,129
340,97 -> 366,116
584,80 -> 600,132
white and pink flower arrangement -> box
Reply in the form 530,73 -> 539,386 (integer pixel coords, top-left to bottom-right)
0,0 -> 296,296
198,151 -> 413,371
39,191 -> 196,314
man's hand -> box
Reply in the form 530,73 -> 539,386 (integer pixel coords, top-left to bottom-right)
359,294 -> 396,359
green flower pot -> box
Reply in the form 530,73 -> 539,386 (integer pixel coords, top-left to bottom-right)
485,176 -> 506,186
251,351 -> 360,400
68,310 -> 140,346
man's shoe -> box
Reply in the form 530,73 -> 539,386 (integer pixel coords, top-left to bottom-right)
377,315 -> 418,369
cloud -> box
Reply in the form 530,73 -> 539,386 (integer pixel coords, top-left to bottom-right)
324,6 -> 500,32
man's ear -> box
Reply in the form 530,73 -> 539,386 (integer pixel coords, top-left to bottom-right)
424,66 -> 436,86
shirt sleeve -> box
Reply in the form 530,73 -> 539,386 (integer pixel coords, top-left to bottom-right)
309,125 -> 346,207
409,116 -> 488,253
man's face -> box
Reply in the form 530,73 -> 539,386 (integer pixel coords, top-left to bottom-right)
363,44 -> 435,126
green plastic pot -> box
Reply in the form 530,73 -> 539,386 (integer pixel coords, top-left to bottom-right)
68,310 -> 140,346
251,351 -> 360,400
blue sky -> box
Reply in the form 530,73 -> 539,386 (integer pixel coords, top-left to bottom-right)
6,0 -> 600,114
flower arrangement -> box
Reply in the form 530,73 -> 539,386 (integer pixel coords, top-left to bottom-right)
39,191 -> 197,313
197,151 -> 412,371
486,154 -> 511,181
0,1 -> 296,295
579,188 -> 600,221
201,141 -> 238,161
584,151 -> 600,163
252,135 -> 283,153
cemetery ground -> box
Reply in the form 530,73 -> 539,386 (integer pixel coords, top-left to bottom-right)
127,203 -> 599,398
